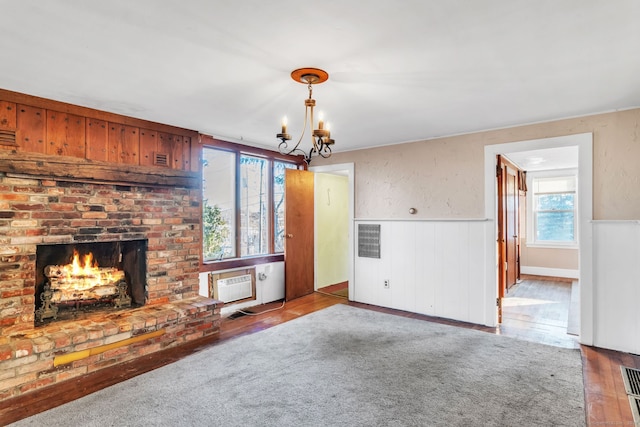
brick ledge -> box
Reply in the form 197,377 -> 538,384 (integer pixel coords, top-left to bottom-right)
0,296 -> 223,401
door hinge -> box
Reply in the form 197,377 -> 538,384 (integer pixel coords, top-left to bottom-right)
496,297 -> 500,307
496,164 -> 502,178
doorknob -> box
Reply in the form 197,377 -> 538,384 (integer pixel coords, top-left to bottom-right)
286,233 -> 294,238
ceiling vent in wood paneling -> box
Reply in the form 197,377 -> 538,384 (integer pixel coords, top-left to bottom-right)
153,152 -> 170,167
0,130 -> 17,147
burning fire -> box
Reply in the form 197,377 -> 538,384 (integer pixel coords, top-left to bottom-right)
43,249 -> 127,306
44,250 -> 125,295
69,250 -> 98,277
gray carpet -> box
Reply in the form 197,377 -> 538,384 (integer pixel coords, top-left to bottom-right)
11,304 -> 585,426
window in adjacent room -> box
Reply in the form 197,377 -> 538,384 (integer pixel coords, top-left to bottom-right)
529,174 -> 577,246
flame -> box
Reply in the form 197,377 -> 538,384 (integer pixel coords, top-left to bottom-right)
60,250 -> 110,289
70,250 -> 98,276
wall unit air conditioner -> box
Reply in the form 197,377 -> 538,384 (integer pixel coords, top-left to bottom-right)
210,268 -> 256,304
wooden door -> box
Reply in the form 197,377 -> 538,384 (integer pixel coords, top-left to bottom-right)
496,156 -> 506,322
497,155 -> 522,322
284,168 -> 315,301
505,165 -> 518,290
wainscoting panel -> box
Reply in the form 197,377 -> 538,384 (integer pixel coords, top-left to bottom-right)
354,220 -> 488,326
593,221 -> 640,354
389,222 -> 418,313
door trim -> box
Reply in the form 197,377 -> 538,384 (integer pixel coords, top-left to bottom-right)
484,133 -> 593,345
309,163 -> 355,300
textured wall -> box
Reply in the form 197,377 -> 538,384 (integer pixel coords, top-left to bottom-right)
315,173 -> 349,288
322,108 -> 640,220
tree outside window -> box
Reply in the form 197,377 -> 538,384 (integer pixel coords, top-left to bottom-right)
274,161 -> 297,252
202,149 -> 235,260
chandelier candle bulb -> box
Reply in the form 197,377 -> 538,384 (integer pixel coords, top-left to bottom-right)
318,112 -> 324,130
281,116 -> 287,134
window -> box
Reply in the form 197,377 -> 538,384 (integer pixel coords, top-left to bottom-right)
202,149 -> 235,260
274,161 -> 297,252
202,145 -> 299,263
530,175 -> 577,245
240,156 -> 268,256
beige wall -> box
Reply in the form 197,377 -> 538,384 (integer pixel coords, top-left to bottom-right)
315,173 -> 349,288
521,246 -> 579,270
319,108 -> 640,220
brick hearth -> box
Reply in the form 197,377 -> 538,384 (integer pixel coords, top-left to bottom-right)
0,171 -> 221,401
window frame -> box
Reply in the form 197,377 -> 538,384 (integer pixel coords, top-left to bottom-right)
200,137 -> 303,272
526,170 -> 578,249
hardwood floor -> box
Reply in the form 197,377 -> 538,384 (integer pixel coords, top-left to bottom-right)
501,276 -> 579,348
1,288 -> 639,426
317,281 -> 349,299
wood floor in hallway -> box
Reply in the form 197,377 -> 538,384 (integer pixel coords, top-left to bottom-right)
501,275 -> 579,348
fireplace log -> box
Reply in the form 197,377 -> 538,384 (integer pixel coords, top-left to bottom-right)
45,264 -> 126,302
44,265 -> 125,281
50,284 -> 120,303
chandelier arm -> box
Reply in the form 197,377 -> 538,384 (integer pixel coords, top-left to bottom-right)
318,142 -> 332,158
305,145 -> 318,165
309,102 -> 319,153
278,140 -> 308,158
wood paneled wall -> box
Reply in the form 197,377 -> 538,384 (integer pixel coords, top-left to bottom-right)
593,221 -> 640,354
354,219 -> 492,326
0,89 -> 200,172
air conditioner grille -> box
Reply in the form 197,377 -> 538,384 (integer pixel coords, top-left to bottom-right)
218,275 -> 252,286
215,273 -> 253,303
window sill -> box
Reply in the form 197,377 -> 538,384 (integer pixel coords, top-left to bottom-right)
525,242 -> 578,250
200,254 -> 284,272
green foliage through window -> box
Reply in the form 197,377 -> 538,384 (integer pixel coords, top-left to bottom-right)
203,200 -> 230,260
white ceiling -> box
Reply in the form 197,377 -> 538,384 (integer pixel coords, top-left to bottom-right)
504,146 -> 578,172
1,1 -> 639,154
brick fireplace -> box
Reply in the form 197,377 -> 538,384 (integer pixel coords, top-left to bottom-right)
0,154 -> 221,401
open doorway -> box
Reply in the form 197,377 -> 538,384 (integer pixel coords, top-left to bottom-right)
484,133 -> 593,346
309,163 -> 355,301
499,147 -> 580,347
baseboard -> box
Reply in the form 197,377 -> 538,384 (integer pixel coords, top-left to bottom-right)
521,266 -> 579,279
317,281 -> 348,293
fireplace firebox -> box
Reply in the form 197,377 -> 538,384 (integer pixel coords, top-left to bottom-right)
34,240 -> 147,323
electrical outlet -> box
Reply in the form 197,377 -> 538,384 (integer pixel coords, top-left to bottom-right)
384,279 -> 390,288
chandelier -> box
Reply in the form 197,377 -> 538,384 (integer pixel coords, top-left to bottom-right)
277,67 -> 335,164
